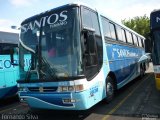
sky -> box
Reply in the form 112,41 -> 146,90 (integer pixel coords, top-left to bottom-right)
0,0 -> 160,32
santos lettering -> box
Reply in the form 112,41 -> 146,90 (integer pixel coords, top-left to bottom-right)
21,10 -> 68,33
113,48 -> 138,58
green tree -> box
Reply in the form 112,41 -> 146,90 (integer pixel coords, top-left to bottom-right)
121,15 -> 150,38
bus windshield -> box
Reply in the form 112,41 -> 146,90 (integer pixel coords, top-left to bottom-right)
152,30 -> 160,65
19,7 -> 83,82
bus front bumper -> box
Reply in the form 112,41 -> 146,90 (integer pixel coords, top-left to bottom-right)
19,91 -> 89,110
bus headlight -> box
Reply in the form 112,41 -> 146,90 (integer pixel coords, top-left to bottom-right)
68,86 -> 74,91
62,86 -> 68,92
58,85 -> 84,92
75,85 -> 84,91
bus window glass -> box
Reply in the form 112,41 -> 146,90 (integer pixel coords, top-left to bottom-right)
138,38 -> 142,47
101,17 -> 111,38
126,31 -> 133,44
82,8 -> 92,29
138,37 -> 142,46
121,29 -> 126,42
141,39 -> 144,47
139,38 -> 143,47
133,34 -> 138,46
82,8 -> 100,35
20,7 -> 83,79
116,26 -> 123,41
109,23 -> 116,40
90,12 -> 100,35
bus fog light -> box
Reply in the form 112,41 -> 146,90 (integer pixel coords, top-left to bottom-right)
63,99 -> 76,103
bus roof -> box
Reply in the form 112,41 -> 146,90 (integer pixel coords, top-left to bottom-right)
0,31 -> 19,44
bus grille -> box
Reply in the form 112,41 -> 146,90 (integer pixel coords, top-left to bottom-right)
28,87 -> 58,92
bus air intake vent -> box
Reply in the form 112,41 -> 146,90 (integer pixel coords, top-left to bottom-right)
28,87 -> 58,92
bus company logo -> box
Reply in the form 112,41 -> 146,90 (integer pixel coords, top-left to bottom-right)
113,48 -> 138,58
21,10 -> 68,33
39,87 -> 44,92
90,86 -> 98,96
156,17 -> 160,23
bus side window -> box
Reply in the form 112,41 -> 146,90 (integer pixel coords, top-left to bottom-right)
138,37 -> 142,47
132,34 -> 138,46
121,28 -> 127,43
141,38 -> 144,47
141,39 -> 144,48
109,23 -> 116,40
101,17 -> 111,38
126,31 -> 133,44
81,7 -> 100,35
116,25 -> 126,42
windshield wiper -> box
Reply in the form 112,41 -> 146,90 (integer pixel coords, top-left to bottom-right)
40,57 -> 59,80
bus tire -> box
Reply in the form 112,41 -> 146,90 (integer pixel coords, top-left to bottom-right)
104,76 -> 115,103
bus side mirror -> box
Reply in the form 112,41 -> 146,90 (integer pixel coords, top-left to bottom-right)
10,48 -> 18,66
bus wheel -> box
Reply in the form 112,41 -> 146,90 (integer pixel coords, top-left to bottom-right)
104,76 -> 115,103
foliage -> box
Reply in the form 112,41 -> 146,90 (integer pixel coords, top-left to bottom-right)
121,15 -> 150,38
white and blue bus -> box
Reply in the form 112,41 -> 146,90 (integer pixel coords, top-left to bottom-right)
0,30 -> 19,98
17,3 -> 149,110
